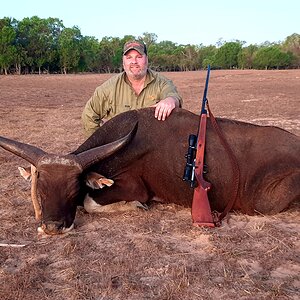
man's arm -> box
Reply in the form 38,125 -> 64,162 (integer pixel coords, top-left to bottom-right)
154,77 -> 182,121
82,88 -> 109,137
82,101 -> 101,137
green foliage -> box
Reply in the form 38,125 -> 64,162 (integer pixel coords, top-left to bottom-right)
0,18 -> 17,74
198,45 -> 217,69
0,16 -> 298,74
98,36 -> 123,73
237,44 -> 258,69
58,26 -> 82,74
214,42 -> 242,69
139,32 -> 158,48
253,45 -> 292,69
78,36 -> 101,72
148,41 -> 180,71
16,16 -> 64,74
281,33 -> 300,67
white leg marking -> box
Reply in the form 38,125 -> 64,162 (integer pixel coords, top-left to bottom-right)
37,223 -> 74,236
83,194 -> 147,213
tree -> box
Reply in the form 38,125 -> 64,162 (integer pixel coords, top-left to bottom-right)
214,42 -> 242,69
148,41 -> 179,71
237,44 -> 258,69
58,26 -> 82,74
78,36 -> 101,72
139,32 -> 158,50
253,45 -> 292,69
98,36 -> 123,73
0,17 -> 17,74
1,16 -> 299,73
43,17 -> 64,73
198,45 -> 217,69
178,44 -> 199,71
16,16 -> 64,74
281,33 -> 300,68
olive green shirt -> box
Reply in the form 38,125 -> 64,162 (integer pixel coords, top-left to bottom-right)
82,69 -> 182,136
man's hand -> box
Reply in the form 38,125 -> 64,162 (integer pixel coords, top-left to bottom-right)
153,97 -> 179,121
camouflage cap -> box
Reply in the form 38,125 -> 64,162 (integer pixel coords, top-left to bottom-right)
123,40 -> 147,56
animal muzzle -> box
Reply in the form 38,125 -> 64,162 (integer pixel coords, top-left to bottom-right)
38,221 -> 74,235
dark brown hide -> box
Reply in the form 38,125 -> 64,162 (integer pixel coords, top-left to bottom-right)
37,164 -> 81,234
0,108 -> 299,234
75,108 -> 300,215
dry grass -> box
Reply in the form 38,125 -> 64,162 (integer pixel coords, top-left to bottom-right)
0,70 -> 299,299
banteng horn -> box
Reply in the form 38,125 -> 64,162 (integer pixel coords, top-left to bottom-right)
76,122 -> 138,170
0,136 -> 46,166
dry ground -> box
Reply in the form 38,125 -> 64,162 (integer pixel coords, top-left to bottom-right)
0,70 -> 299,300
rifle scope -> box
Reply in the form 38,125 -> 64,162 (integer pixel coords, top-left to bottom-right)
183,134 -> 197,183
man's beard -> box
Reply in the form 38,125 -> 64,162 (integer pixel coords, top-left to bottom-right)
127,64 -> 147,80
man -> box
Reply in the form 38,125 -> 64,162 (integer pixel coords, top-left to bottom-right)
82,40 -> 182,136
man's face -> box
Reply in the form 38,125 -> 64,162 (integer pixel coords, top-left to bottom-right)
123,49 -> 148,80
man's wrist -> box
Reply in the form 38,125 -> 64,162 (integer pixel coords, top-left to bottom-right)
172,97 -> 180,107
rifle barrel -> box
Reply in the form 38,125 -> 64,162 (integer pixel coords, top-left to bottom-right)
201,65 -> 211,114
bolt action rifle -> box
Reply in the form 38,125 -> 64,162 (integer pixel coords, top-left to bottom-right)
183,65 -> 216,227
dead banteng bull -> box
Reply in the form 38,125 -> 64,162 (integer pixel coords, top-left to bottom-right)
0,108 -> 299,235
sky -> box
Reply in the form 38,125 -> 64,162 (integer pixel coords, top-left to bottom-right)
1,0 -> 299,46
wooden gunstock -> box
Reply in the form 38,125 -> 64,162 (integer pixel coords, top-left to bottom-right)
192,175 -> 214,227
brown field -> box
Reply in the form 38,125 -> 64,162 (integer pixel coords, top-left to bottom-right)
0,70 -> 299,300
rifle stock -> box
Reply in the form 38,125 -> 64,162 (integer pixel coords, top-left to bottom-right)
192,184 -> 214,226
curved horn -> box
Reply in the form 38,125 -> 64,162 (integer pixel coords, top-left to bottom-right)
0,136 -> 46,166
76,122 -> 138,170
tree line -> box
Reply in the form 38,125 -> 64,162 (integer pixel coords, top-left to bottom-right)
0,16 -> 299,75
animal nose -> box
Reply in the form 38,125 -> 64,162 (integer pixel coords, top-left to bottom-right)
41,221 -> 64,235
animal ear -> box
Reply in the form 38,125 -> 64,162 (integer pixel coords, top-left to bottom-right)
85,172 -> 114,189
18,166 -> 32,181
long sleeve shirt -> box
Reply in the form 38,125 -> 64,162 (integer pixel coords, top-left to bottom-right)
82,69 -> 182,136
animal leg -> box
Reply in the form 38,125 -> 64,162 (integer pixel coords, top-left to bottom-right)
83,196 -> 148,213
254,169 -> 300,214
85,173 -> 150,213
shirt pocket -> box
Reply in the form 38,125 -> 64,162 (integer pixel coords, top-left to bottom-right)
115,103 -> 132,115
145,95 -> 159,106
124,104 -> 132,110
